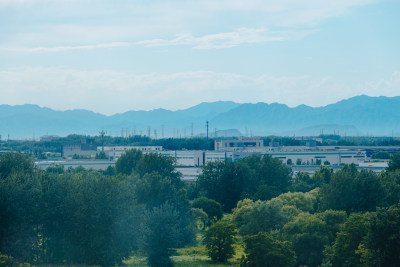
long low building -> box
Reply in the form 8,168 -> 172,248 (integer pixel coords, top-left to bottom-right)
35,159 -> 387,181
229,150 -> 366,165
100,146 -> 162,160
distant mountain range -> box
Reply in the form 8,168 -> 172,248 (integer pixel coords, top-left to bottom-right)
1,95 -> 400,139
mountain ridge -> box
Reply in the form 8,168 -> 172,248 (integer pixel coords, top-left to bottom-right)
0,95 -> 399,139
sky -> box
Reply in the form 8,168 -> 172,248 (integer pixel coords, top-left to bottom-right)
0,0 -> 399,115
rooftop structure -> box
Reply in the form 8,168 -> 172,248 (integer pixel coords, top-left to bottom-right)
215,137 -> 263,151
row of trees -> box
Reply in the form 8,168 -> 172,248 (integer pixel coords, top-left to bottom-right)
0,151 -> 195,266
0,134 -> 215,155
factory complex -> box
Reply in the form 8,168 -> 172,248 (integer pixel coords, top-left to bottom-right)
34,137 -> 399,180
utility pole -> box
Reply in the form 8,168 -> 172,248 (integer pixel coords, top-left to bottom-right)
206,121 -> 209,150
191,123 -> 194,138
161,125 -> 165,138
99,130 -> 106,151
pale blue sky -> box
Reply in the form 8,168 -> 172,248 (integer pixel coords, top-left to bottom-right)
0,0 -> 399,115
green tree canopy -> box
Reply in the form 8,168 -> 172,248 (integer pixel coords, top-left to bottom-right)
268,189 -> 319,213
358,204 -> 400,267
281,214 -> 329,267
0,153 -> 35,179
115,149 -> 143,175
232,199 -> 287,236
319,164 -> 385,213
388,152 -> 400,172
204,221 -> 237,263
323,213 -> 372,267
241,232 -> 296,267
379,170 -> 400,206
197,160 -> 247,211
139,203 -> 195,267
191,197 -> 223,227
371,151 -> 391,159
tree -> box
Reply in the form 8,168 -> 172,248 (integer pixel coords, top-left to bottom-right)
282,214 -> 329,267
379,170 -> 400,206
136,153 -> 179,179
191,197 -> 223,228
319,165 -> 385,213
191,208 -> 208,230
290,172 -> 322,193
388,152 -> 400,172
241,232 -> 296,267
269,189 -> 319,213
134,172 -> 186,209
242,154 -> 292,198
296,158 -> 302,165
232,199 -> 287,236
40,172 -> 140,266
204,222 -> 237,262
358,204 -> 400,267
46,165 -> 64,174
115,149 -> 143,175
323,213 -> 371,267
315,210 -> 347,243
139,203 -> 194,267
0,172 -> 42,263
0,153 -> 35,180
95,151 -> 108,159
286,159 -> 293,165
313,165 -> 333,184
197,161 -> 247,211
371,151 -> 391,159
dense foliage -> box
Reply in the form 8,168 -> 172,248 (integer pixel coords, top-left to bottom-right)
0,152 -> 194,266
1,150 -> 400,266
203,222 -> 237,262
197,154 -> 292,211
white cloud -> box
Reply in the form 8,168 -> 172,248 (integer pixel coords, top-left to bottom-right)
136,28 -> 314,49
4,42 -> 130,53
0,67 -> 397,115
0,0 -> 380,49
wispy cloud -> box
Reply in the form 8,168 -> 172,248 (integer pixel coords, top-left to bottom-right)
0,0 -> 379,49
136,28 -> 314,49
4,42 -> 130,53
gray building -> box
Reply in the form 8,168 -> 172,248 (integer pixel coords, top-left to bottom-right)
62,138 -> 97,158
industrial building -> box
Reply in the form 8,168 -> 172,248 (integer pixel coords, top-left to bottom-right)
215,137 -> 263,151
62,138 -> 97,158
214,138 -> 367,165
100,146 -> 162,160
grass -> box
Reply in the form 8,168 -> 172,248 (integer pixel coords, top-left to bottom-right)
126,215 -> 244,266
125,232 -> 245,267
172,243 -> 244,266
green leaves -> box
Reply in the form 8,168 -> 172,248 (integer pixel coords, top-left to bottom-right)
204,221 -> 237,263
241,232 -> 296,267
